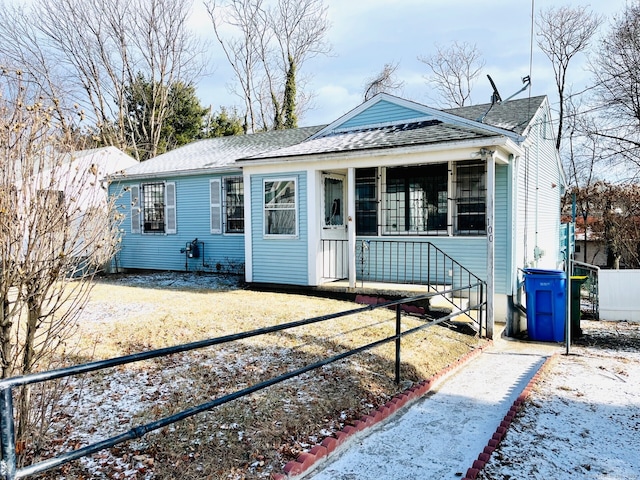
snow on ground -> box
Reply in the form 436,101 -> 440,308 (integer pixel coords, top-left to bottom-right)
37,274 -> 640,478
479,321 -> 640,480
102,271 -> 243,290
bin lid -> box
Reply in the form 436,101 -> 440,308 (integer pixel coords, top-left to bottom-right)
523,268 -> 566,277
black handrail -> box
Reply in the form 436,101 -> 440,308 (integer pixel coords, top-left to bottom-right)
323,239 -> 485,326
0,288 -> 486,480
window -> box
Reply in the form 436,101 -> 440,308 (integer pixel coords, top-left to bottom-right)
264,179 -> 296,236
356,168 -> 378,235
133,182 -> 176,234
323,175 -> 344,228
211,177 -> 244,234
383,164 -> 448,234
225,177 -> 244,233
142,183 -> 165,232
455,162 -> 486,234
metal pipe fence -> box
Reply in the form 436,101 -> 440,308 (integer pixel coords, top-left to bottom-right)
0,286 -> 485,479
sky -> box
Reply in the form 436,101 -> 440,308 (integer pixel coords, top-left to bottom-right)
190,0 -> 630,128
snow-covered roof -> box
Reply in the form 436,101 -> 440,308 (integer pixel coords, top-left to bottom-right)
113,126 -> 323,179
241,95 -> 545,163
242,119 -> 503,161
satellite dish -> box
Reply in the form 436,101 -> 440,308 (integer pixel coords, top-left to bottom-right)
487,75 -> 502,104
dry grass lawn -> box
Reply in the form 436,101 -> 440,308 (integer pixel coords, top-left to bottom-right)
30,272 -> 487,480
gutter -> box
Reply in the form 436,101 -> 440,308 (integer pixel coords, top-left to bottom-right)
108,166 -> 242,182
237,136 -> 523,167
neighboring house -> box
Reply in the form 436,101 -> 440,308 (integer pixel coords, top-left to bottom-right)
5,146 -> 137,271
110,93 -> 566,337
568,216 -> 608,268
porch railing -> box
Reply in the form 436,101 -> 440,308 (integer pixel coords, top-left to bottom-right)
321,239 -> 486,329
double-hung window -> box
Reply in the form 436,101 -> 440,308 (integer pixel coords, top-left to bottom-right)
131,182 -> 176,234
264,178 -> 297,236
383,164 -> 448,234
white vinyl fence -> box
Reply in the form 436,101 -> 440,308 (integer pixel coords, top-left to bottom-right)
599,269 -> 640,322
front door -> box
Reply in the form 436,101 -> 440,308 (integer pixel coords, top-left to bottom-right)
321,173 -> 348,279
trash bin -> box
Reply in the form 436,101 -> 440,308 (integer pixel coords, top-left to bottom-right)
523,268 -> 567,342
570,276 -> 588,338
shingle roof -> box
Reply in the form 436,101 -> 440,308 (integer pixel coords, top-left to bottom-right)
113,125 -> 323,178
243,119 -> 502,161
444,95 -> 546,135
114,95 -> 546,177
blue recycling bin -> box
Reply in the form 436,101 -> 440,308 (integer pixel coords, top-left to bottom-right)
523,268 -> 567,342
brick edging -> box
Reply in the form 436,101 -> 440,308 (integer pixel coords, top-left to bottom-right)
271,341 -> 494,480
460,353 -> 559,480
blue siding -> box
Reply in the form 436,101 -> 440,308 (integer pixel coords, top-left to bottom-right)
110,174 -> 245,273
250,172 -> 308,285
355,236 -> 487,288
339,100 -> 430,129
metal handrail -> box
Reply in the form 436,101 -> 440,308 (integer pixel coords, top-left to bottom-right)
0,287 -> 486,479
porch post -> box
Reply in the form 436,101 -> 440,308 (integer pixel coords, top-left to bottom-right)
347,167 -> 356,288
485,151 -> 495,339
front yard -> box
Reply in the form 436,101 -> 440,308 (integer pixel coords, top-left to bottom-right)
28,272 -> 485,479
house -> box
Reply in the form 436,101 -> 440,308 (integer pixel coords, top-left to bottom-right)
109,94 -> 566,338
3,146 -> 137,274
108,128 -> 321,273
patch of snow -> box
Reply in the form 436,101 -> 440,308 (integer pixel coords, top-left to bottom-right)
479,324 -> 640,479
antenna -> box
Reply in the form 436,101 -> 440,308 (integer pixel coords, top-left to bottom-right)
503,76 -> 531,102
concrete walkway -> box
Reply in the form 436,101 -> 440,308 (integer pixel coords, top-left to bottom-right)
303,336 -> 561,480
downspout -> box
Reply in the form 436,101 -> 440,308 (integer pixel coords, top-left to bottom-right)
483,149 -> 495,339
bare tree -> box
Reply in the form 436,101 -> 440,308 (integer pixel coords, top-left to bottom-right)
418,41 -> 485,108
0,70 -> 123,458
363,62 -> 404,101
0,0 -> 204,161
536,5 -> 603,151
206,0 -> 330,132
589,2 -> 640,172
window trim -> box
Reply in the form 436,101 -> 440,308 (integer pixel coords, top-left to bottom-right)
263,177 -> 298,238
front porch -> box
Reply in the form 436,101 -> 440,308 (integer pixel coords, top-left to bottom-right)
319,238 -> 488,336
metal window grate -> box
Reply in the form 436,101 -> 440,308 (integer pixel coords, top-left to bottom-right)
455,162 -> 486,235
142,182 -> 165,233
382,164 -> 448,235
224,177 -> 244,233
